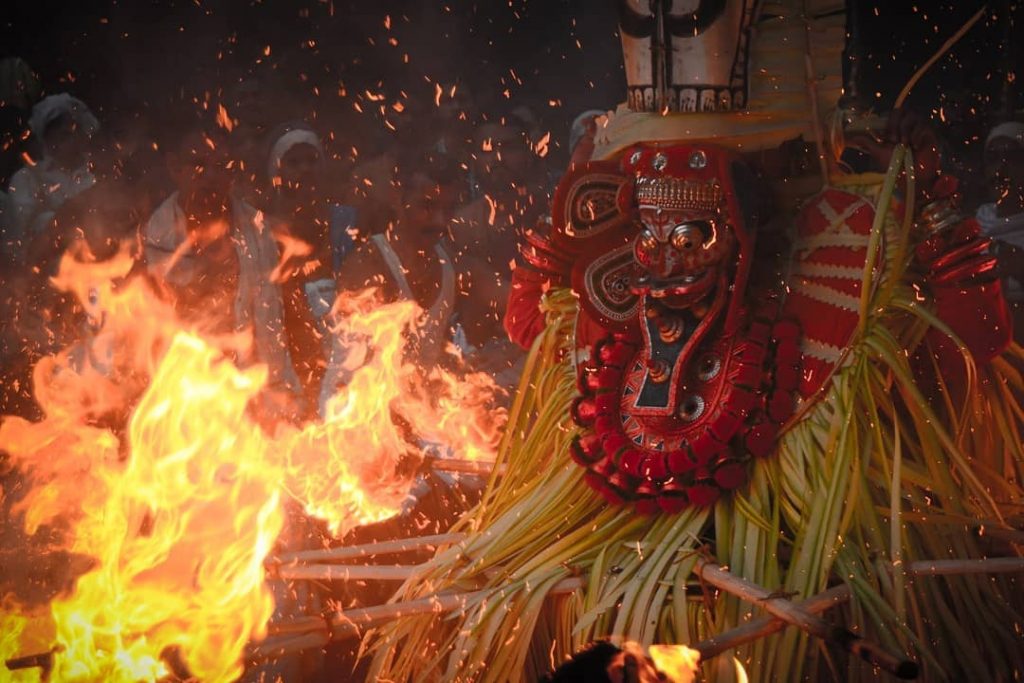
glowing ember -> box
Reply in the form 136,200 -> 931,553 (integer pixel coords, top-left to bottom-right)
215,104 -> 234,132
0,244 -> 505,679
534,131 -> 550,158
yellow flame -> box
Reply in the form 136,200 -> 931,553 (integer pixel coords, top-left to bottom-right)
648,644 -> 701,683
1,605 -> 51,683
1,246 -> 505,679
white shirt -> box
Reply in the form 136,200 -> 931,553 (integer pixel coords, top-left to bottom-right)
976,202 -> 1024,302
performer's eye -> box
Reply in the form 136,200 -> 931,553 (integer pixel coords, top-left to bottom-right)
638,228 -> 659,254
670,223 -> 706,251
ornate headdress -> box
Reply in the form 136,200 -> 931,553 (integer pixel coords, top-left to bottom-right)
595,0 -> 846,158
618,0 -> 758,114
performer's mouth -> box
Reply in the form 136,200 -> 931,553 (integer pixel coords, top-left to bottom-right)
632,269 -> 716,308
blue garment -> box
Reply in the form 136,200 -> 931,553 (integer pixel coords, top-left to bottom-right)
303,204 -> 357,325
328,204 -> 357,274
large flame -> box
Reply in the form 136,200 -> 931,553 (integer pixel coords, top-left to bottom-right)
1,244 -> 505,681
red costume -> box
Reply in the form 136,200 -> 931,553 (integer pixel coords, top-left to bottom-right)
509,144 -> 1011,512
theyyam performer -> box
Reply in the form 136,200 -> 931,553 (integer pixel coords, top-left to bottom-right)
367,1 -> 1023,681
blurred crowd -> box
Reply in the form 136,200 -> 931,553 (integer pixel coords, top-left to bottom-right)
1,48 -> 1023,426
0,55 -> 607,427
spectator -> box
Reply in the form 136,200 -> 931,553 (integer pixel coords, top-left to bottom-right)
264,122 -> 355,416
567,108 -> 605,167
328,152 -> 461,384
0,182 -> 140,418
143,122 -> 302,409
5,93 -> 98,265
0,57 -> 41,248
975,121 -> 1024,338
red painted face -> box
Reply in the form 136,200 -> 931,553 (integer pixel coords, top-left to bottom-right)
631,208 -> 736,309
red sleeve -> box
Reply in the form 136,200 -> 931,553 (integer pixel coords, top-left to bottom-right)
916,217 -> 1011,365
503,265 -> 550,350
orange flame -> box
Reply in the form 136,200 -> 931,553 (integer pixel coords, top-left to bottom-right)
268,229 -> 314,283
1,244 -> 506,678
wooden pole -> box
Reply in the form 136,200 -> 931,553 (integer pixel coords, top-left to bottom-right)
274,563 -> 420,582
906,557 -> 1024,576
246,632 -> 329,663
254,555 -> 1024,666
427,458 -> 499,476
4,649 -> 54,675
272,533 -> 465,565
692,584 -> 852,660
326,576 -> 586,641
693,560 -> 918,679
267,615 -> 331,638
249,577 -> 587,663
690,557 -> 1024,662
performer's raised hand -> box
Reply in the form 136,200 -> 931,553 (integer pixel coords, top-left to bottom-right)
846,106 -> 942,199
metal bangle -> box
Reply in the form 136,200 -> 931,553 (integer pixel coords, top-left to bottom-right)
916,197 -> 961,235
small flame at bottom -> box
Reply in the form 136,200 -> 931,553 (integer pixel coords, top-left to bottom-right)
648,644 -> 702,683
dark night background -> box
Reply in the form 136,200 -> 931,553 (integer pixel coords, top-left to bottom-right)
0,0 -> 1020,188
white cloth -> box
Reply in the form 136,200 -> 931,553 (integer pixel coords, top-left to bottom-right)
5,158 -> 95,262
4,94 -> 99,263
985,122 -> 1024,149
28,93 -> 99,140
976,203 -> 1024,250
976,203 -> 1024,302
143,192 -> 301,394
266,128 -> 323,180
568,109 -> 605,155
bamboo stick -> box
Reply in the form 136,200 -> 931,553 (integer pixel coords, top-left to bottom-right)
259,552 -> 1022,658
248,577 -> 589,664
691,558 -> 1024,661
273,533 -> 465,565
906,557 -> 1024,576
247,632 -> 329,663
327,576 -> 586,641
693,560 -> 917,679
274,563 -> 421,582
979,527 -> 1024,546
267,615 -> 331,637
328,591 -> 489,640
692,584 -> 852,660
427,458 -> 500,476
